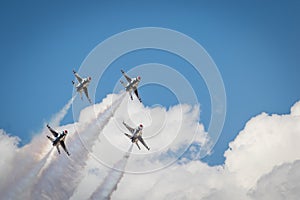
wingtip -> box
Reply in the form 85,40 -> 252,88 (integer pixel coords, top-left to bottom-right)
73,69 -> 76,74
121,69 -> 125,73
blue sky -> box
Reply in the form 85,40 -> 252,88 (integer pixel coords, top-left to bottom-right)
0,1 -> 299,165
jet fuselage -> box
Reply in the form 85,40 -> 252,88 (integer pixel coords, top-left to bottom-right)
52,133 -> 67,146
76,78 -> 91,92
131,129 -> 142,142
125,78 -> 140,92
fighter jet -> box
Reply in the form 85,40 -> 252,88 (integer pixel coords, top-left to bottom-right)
123,121 -> 150,151
46,124 -> 70,156
120,69 -> 142,102
72,69 -> 92,103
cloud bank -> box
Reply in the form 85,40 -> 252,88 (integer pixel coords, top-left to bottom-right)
0,95 -> 300,200
111,100 -> 300,200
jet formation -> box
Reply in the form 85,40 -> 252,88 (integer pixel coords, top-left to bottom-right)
47,69 -> 150,156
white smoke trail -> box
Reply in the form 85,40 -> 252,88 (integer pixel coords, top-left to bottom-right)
49,95 -> 76,127
1,97 -> 75,199
30,94 -> 125,200
5,150 -> 54,200
89,145 -> 133,200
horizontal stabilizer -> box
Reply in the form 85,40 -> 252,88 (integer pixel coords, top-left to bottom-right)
47,135 -> 54,142
124,133 -> 132,139
120,80 -> 126,87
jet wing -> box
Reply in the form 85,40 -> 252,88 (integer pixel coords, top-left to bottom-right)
134,88 -> 142,102
138,136 -> 150,151
60,141 -> 70,156
123,121 -> 135,134
47,124 -> 59,137
83,87 -> 92,103
73,70 -> 83,83
121,70 -> 132,83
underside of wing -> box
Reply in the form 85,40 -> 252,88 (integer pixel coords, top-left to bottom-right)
47,135 -> 54,142
134,88 -> 142,102
83,87 -> 92,103
47,125 -> 59,137
123,121 -> 135,134
60,141 -> 70,156
73,70 -> 83,82
138,136 -> 150,150
121,70 -> 132,83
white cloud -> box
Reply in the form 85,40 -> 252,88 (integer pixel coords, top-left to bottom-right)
74,98 -> 208,174
1,95 -> 300,200
0,94 -> 123,199
110,101 -> 300,199
291,101 -> 300,116
224,107 -> 300,188
112,160 -> 250,200
71,98 -> 209,199
249,159 -> 300,200
0,129 -> 20,191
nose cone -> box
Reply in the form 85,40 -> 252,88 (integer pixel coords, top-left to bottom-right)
139,124 -> 143,130
88,77 -> 92,81
137,76 -> 141,81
